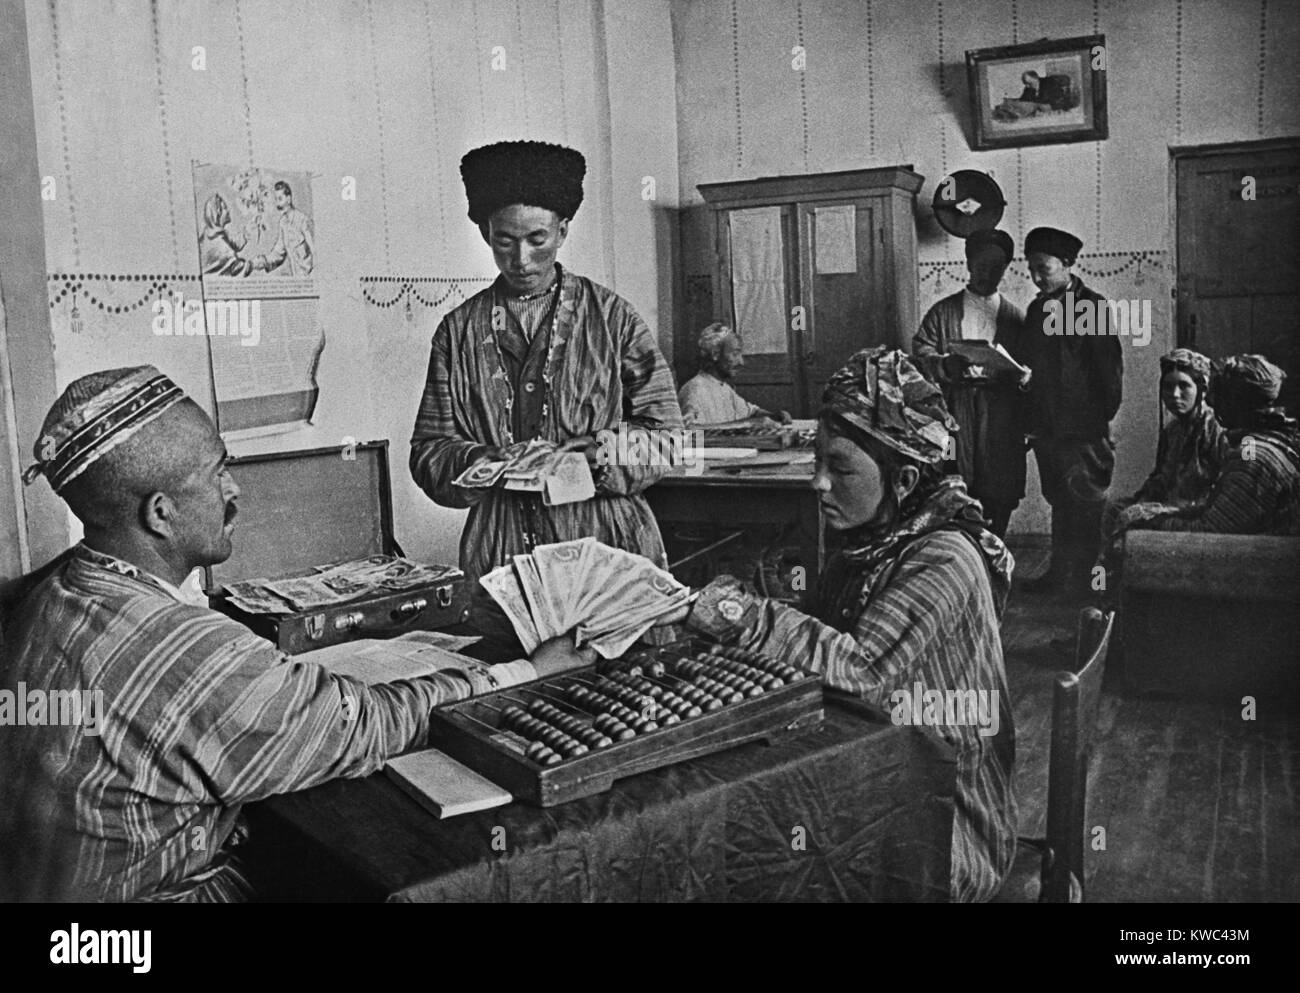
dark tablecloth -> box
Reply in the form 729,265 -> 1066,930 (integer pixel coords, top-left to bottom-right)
248,699 -> 956,902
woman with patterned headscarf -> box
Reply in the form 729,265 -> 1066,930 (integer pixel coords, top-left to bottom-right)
658,347 -> 1018,902
1100,348 -> 1230,544
1136,354 -> 1300,535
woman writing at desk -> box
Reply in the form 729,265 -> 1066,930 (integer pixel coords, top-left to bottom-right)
659,347 -> 1018,902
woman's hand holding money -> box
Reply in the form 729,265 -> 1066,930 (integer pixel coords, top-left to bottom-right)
530,633 -> 599,677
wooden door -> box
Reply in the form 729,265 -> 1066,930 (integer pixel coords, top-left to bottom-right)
1175,139 -> 1300,409
797,198 -> 886,413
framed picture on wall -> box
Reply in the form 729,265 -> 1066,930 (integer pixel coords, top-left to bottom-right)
966,35 -> 1108,150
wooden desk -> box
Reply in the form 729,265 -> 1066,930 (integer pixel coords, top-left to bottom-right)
647,454 -> 829,595
248,700 -> 956,902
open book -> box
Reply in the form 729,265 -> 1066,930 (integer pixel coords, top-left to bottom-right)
947,340 -> 1029,379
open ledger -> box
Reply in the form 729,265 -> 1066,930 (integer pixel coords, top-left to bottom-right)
384,749 -> 513,819
947,340 -> 1029,379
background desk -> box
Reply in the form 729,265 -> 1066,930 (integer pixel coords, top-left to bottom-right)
648,454 -> 830,596
249,701 -> 956,902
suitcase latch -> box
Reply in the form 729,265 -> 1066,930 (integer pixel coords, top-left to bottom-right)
334,610 -> 365,632
394,597 -> 428,617
305,614 -> 326,641
435,585 -> 453,608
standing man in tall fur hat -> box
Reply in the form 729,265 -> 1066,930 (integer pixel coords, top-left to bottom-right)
410,140 -> 683,643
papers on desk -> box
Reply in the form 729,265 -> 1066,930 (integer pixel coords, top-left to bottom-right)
385,749 -> 512,819
701,447 -> 760,460
300,630 -> 484,686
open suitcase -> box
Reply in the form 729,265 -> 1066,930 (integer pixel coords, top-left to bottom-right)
207,441 -> 470,654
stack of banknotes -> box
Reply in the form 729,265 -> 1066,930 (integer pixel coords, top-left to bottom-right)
452,438 -> 595,506
224,555 -> 464,614
479,537 -> 692,658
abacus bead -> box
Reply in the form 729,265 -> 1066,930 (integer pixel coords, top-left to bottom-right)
615,727 -> 637,741
745,683 -> 764,698
684,705 -> 703,718
568,744 -> 589,757
660,712 -> 681,726
542,750 -> 563,766
705,697 -> 725,711
525,741 -> 548,762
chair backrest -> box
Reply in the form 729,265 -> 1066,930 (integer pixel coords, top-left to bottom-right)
1042,607 -> 1115,903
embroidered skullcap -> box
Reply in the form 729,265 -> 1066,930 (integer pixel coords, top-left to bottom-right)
460,141 -> 586,225
1024,227 -> 1083,265
822,347 -> 959,464
22,366 -> 186,493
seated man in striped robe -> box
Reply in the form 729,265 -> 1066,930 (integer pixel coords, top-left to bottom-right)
657,348 -> 1018,902
0,366 -> 584,902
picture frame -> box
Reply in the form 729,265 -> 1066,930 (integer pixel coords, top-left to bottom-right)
966,35 -> 1108,150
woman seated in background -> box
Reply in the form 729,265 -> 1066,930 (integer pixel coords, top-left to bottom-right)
1134,354 -> 1300,535
676,323 -> 791,428
1101,348 -> 1230,542
660,347 -> 1018,902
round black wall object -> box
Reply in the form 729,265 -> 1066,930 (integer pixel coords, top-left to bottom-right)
932,170 -> 1006,238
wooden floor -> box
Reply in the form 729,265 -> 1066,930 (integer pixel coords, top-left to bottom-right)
1002,544 -> 1299,902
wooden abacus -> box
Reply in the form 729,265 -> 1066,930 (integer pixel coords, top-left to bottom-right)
427,642 -> 824,806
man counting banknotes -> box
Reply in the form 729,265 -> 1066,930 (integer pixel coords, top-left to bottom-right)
0,367 -> 590,901
410,140 -> 684,646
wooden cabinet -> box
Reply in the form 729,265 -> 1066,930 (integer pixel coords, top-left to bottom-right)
689,168 -> 923,417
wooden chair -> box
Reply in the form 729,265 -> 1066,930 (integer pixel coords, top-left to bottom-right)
995,606 -> 1115,903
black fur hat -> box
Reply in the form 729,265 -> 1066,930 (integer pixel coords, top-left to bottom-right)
460,140 -> 586,225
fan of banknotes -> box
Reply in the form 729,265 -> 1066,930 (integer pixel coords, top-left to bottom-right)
480,537 -> 692,659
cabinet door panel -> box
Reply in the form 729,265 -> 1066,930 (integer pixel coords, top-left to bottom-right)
716,205 -> 802,414
798,198 -> 885,406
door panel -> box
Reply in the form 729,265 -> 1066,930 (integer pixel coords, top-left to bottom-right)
798,199 -> 884,411
1176,141 -> 1300,409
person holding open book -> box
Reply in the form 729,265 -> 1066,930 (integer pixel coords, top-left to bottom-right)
911,228 -> 1029,537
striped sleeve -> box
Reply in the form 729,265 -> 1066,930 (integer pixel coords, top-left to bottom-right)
598,302 -> 684,497
409,318 -> 493,510
690,535 -> 986,705
1149,445 -> 1285,534
173,622 -> 476,805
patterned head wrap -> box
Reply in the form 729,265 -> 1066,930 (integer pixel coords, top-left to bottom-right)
460,140 -> 586,225
1159,347 -> 1213,393
22,366 -> 186,493
1219,354 -> 1286,408
821,347 -> 959,464
696,323 -> 738,366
